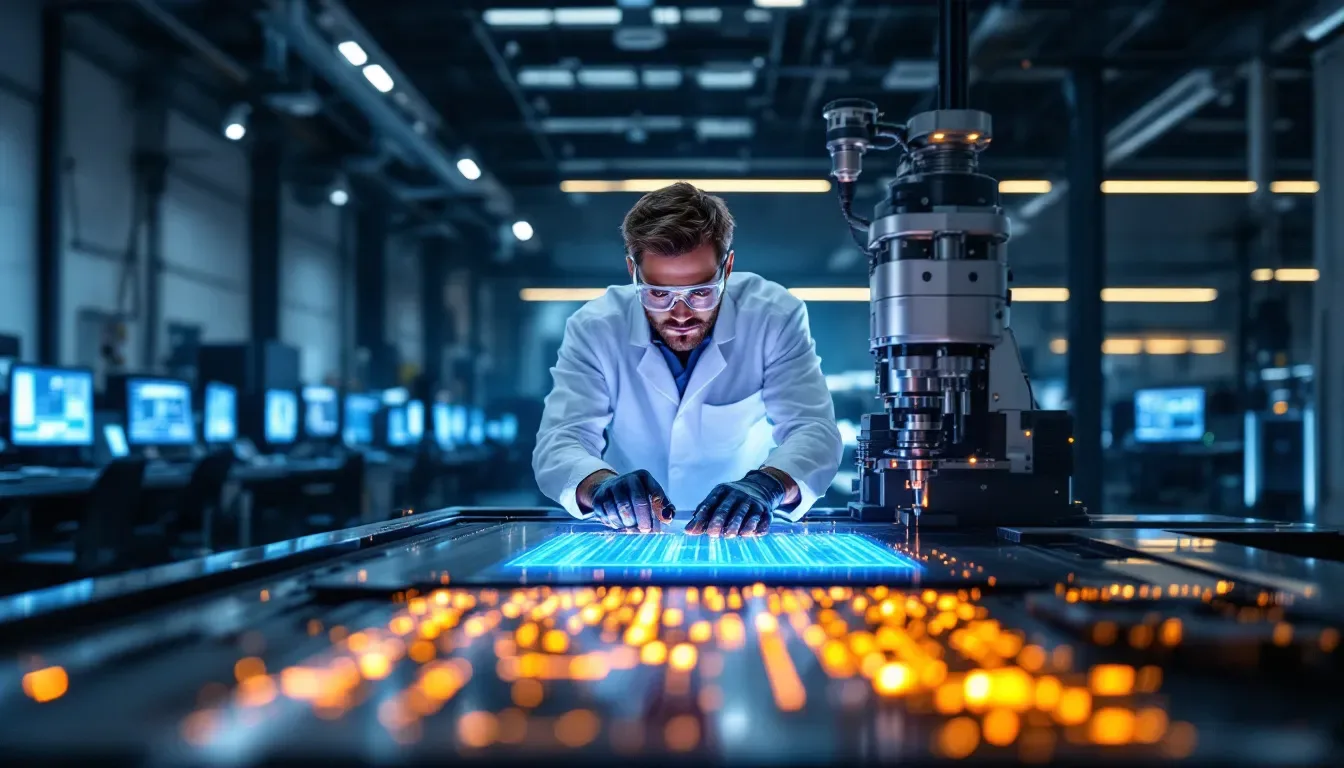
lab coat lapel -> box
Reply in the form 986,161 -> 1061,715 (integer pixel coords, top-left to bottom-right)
637,346 -> 681,406
682,286 -> 738,406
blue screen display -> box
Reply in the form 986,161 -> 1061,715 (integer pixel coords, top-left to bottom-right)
303,386 -> 340,438
1134,387 -> 1205,443
204,382 -> 237,443
468,407 -> 485,446
449,405 -> 469,442
9,365 -> 94,447
387,406 -> 410,447
406,400 -> 424,440
507,532 -> 919,571
499,413 -> 518,444
343,394 -> 379,446
128,378 -> 195,446
265,389 -> 299,445
433,403 -> 452,449
104,423 -> 129,457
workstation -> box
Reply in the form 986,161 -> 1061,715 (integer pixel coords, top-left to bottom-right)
1,0 -> 1343,764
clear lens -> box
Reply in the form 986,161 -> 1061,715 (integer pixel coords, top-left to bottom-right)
634,269 -> 725,312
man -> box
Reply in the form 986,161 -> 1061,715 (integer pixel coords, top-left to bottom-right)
533,182 -> 843,537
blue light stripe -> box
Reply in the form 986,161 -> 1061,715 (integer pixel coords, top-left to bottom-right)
507,532 -> 916,570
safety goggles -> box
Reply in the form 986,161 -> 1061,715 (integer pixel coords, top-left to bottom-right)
632,265 -> 726,312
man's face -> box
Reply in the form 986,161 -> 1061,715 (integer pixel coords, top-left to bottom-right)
629,243 -> 734,353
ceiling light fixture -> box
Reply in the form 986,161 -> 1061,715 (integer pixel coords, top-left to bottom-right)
1100,287 -> 1218,303
520,288 -> 607,302
337,40 -> 368,66
362,64 -> 394,93
998,180 -> 1053,194
512,220 -> 535,242
1100,180 -> 1257,194
559,178 -> 831,193
456,158 -> 482,181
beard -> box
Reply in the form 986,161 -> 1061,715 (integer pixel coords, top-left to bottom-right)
648,305 -> 720,353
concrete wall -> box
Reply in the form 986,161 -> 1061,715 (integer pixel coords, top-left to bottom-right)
386,233 -> 423,373
0,0 -> 350,381
281,186 -> 345,384
0,0 -> 39,357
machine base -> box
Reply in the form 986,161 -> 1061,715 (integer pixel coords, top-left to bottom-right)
850,466 -> 1086,528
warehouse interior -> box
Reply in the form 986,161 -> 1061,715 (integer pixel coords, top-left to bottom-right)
0,0 -> 1343,763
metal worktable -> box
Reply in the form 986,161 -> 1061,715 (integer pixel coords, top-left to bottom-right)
0,507 -> 1340,765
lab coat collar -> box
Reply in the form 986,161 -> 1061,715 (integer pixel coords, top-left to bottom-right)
625,276 -> 738,347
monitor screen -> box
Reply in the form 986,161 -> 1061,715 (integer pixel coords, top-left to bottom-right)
127,378 -> 195,446
1134,387 -> 1205,443
104,423 -> 129,458
467,407 -> 486,446
499,413 -> 518,445
265,389 -> 299,445
343,393 -> 379,447
9,365 -> 94,447
449,405 -> 469,443
406,400 -> 424,440
486,420 -> 502,441
433,403 -> 452,449
303,385 -> 340,439
387,406 -> 410,447
203,382 -> 237,443
381,387 -> 409,406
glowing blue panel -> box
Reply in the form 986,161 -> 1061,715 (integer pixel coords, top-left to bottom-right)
507,532 -> 916,570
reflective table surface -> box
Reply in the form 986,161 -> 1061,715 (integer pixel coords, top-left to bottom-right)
0,507 -> 1340,765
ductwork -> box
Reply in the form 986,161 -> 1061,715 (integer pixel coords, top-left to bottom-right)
263,0 -> 516,220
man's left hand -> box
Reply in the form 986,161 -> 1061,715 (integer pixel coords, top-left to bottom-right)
686,470 -> 787,538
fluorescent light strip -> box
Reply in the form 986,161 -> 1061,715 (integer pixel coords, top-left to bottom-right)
1274,268 -> 1319,282
1013,287 -> 1069,302
754,0 -> 806,8
1101,180 -> 1257,194
999,180 -> 1053,194
1305,5 -> 1344,42
1100,288 -> 1217,303
1251,268 -> 1275,282
520,288 -> 608,302
559,179 -> 832,193
483,9 -> 554,26
1271,180 -> 1320,194
554,7 -> 623,25
787,288 -> 869,302
337,41 -> 368,66
1050,337 -> 1226,355
362,64 -> 394,93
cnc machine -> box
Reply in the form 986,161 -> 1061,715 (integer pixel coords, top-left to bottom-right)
821,7 -> 1083,528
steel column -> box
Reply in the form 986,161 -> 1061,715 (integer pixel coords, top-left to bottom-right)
248,110 -> 283,343
420,236 -> 448,387
1065,0 -> 1106,513
937,0 -> 970,110
1311,36 -> 1344,528
354,189 -> 390,388
36,4 -> 65,364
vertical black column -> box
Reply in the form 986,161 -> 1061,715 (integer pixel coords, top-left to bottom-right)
1066,0 -> 1105,513
36,4 -> 65,365
937,0 -> 969,110
133,70 -> 169,371
354,190 -> 389,388
249,110 -> 283,344
420,236 -> 447,387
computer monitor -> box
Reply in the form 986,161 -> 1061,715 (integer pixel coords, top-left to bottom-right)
449,405 -> 469,443
406,399 -> 424,441
386,405 -> 410,447
265,389 -> 299,445
9,365 -> 94,447
499,413 -> 518,445
343,393 -> 379,447
203,382 -> 238,443
127,377 -> 196,446
381,387 -> 409,406
433,403 -> 452,449
467,407 -> 486,446
1134,387 -> 1206,443
302,385 -> 340,439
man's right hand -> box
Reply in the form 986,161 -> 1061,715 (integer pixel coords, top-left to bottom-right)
583,469 -> 675,532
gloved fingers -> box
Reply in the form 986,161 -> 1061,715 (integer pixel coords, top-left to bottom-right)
754,511 -> 773,536
739,511 -> 763,537
613,483 -> 638,529
687,486 -> 729,535
704,494 -> 747,538
645,478 -> 675,527
720,497 -> 752,540
632,483 -> 655,533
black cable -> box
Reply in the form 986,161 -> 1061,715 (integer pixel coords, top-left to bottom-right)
837,180 -> 872,255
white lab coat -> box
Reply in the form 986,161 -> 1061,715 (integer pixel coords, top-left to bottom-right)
533,271 -> 844,522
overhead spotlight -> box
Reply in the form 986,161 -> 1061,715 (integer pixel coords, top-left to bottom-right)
362,64 -> 394,93
337,40 -> 368,66
222,102 -> 250,141
328,180 -> 350,207
512,220 -> 535,242
457,158 -> 482,181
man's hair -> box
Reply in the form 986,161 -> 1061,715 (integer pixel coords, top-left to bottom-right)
620,182 -> 735,265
